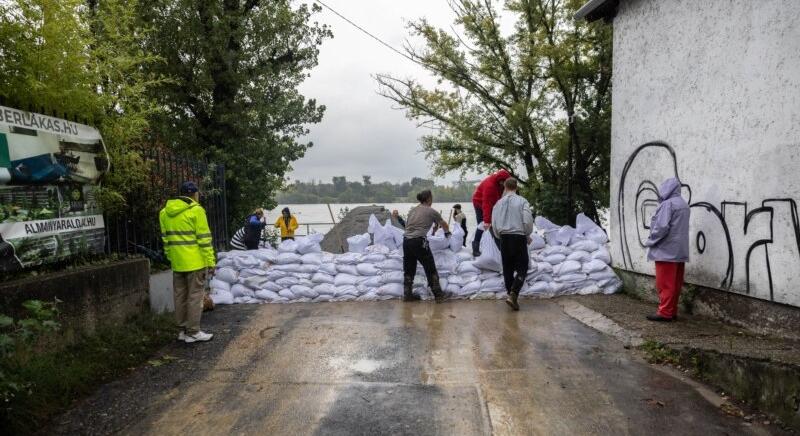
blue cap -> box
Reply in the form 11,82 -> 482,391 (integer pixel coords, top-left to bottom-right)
180,181 -> 198,195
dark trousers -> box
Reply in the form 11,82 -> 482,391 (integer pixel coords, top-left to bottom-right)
402,237 -> 442,293
500,234 -> 529,294
472,201 -> 484,254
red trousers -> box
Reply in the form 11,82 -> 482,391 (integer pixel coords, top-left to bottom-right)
655,261 -> 685,318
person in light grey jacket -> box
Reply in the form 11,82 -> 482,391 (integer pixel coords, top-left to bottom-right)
492,178 -> 533,311
643,177 -> 691,322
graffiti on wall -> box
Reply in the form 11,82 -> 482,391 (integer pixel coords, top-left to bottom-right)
617,141 -> 800,306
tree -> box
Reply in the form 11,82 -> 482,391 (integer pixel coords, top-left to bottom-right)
0,0 -> 164,215
138,0 -> 332,226
376,0 -> 611,224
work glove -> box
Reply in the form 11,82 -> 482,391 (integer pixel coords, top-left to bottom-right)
444,231 -> 452,238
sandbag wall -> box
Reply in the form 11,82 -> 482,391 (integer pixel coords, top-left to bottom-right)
209,213 -> 622,305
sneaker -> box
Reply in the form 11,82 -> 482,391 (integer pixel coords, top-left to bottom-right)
177,331 -> 187,341
183,331 -> 214,343
402,292 -> 421,302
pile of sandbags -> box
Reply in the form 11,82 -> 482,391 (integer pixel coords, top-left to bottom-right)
208,213 -> 621,305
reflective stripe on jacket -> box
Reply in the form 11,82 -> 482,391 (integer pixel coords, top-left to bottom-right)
159,197 -> 216,272
274,216 -> 298,238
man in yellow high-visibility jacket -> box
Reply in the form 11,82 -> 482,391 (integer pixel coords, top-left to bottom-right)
159,181 -> 216,343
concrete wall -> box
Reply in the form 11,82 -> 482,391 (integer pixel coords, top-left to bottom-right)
0,258 -> 150,339
610,0 -> 800,307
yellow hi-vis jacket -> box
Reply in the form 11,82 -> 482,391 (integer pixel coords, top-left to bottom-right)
274,215 -> 299,238
159,197 -> 216,272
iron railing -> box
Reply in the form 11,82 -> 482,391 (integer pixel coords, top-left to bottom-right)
105,148 -> 228,260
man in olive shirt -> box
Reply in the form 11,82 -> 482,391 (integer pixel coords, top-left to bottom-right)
403,190 -> 450,303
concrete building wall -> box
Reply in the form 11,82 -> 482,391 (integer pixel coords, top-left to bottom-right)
609,0 -> 800,306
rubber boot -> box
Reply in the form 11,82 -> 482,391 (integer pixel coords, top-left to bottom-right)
403,275 -> 420,302
505,276 -> 524,311
430,274 -> 447,304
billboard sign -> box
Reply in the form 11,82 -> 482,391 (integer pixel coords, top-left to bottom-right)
0,106 -> 109,271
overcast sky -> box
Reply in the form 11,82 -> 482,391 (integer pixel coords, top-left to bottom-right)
291,0 -> 478,185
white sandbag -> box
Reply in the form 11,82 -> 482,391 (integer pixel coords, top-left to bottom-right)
273,263 -> 303,273
356,263 -> 380,276
544,253 -> 567,265
434,251 -> 458,274
360,275 -> 384,288
275,252 -> 302,265
382,271 -> 404,283
242,276 -> 270,289
261,281 -> 282,292
300,252 -> 323,265
554,226 -> 576,246
253,248 -> 279,263
456,251 -> 473,262
214,267 -> 238,284
426,228 -> 451,252
554,260 -> 582,276
447,275 -> 464,286
575,213 -> 609,243
312,272 -> 335,284
296,233 -> 324,254
528,234 -> 546,250
216,258 -> 234,268
582,259 -> 609,274
592,247 -> 611,264
313,295 -> 333,303
479,271 -> 501,281
449,223 -> 465,252
365,244 -> 391,255
456,261 -> 481,274
528,281 -> 552,295
362,253 -> 387,263
377,283 -> 404,297
335,294 -> 358,302
577,284 -> 601,295
347,233 -> 372,253
233,255 -> 261,269
377,258 -> 403,271
239,268 -> 268,279
566,250 -> 590,262
255,289 -> 280,301
278,289 -> 296,299
569,239 -> 600,253
602,277 -> 622,294
542,245 -> 572,256
291,285 -> 318,299
446,284 -> 462,296
276,276 -> 300,287
266,269 -> 289,280
482,276 -> 505,290
334,274 -> 360,286
473,235 -> 502,272
461,280 -> 482,294
336,264 -> 359,276
210,278 -> 231,293
278,238 -> 299,253
589,267 -> 618,281
336,252 -> 362,264
357,292 -> 380,301
537,262 -> 554,274
556,272 -> 588,283
335,285 -> 359,297
211,291 -> 234,305
314,283 -> 337,296
231,284 -> 254,298
320,263 -> 338,275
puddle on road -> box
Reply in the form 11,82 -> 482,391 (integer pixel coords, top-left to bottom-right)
328,357 -> 383,374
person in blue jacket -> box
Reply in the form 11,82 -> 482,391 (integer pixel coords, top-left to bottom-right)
243,208 -> 266,250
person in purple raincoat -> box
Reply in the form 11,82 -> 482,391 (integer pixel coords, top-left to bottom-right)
643,177 -> 690,322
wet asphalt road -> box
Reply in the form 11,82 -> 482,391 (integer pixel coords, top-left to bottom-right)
53,300 -> 776,435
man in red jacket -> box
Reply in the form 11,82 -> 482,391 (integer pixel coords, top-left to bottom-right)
471,169 -> 511,256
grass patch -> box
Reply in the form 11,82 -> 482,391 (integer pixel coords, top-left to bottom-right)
640,340 -> 681,365
1,313 -> 176,434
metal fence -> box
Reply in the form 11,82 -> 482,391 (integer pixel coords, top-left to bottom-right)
105,148 -> 228,260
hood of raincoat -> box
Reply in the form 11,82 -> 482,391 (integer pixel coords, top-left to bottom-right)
658,178 -> 682,202
163,197 -> 197,217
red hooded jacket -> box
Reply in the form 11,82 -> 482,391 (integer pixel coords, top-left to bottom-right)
471,169 -> 511,224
